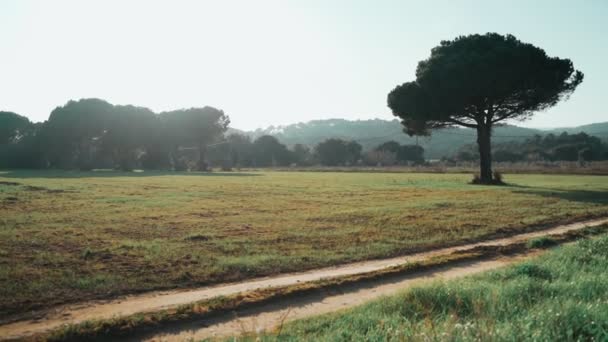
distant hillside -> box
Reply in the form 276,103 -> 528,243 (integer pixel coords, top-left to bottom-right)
240,119 -> 608,159
547,122 -> 608,139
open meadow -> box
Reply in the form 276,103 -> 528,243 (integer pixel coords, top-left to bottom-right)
1,170 -> 607,319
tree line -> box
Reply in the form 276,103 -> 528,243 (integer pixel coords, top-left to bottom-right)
0,99 -> 426,170
1,99 -> 229,171
453,132 -> 608,163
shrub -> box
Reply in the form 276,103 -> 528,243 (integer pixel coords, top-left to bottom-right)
527,236 -> 557,249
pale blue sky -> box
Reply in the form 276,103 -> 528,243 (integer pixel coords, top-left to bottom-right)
1,0 -> 606,130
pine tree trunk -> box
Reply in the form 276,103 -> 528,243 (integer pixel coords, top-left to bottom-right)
476,125 -> 493,183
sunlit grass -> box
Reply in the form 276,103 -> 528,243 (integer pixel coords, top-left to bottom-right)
255,232 -> 608,341
0,170 -> 607,317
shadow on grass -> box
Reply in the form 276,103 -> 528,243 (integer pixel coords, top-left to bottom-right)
0,169 -> 261,179
508,184 -> 608,205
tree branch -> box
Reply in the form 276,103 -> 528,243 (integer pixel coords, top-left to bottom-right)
447,118 -> 478,128
491,110 -> 529,123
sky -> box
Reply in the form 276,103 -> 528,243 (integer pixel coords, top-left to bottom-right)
1,0 -> 606,130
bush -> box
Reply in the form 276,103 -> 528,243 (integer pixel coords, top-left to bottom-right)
527,236 -> 557,249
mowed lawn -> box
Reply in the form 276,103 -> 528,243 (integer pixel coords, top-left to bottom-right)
0,170 -> 607,317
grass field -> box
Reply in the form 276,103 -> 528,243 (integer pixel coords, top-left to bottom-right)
1,170 -> 607,318
256,233 -> 608,341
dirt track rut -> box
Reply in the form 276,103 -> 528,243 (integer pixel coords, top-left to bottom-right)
137,256 -> 525,341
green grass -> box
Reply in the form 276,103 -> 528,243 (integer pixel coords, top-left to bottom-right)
1,170 -> 607,317
251,233 -> 608,341
527,236 -> 558,248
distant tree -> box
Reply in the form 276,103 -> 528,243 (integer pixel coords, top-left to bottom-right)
252,135 -> 292,166
291,143 -> 312,166
101,105 -> 157,171
345,141 -> 362,165
578,148 -> 592,164
140,118 -> 172,170
162,107 -> 230,171
388,33 -> 583,183
0,111 -> 33,144
375,141 -> 424,164
0,113 -> 41,169
454,130 -> 608,163
375,141 -> 401,154
398,145 -> 425,164
315,138 -> 362,166
41,98 -> 113,169
0,100 -> 246,171
227,133 -> 254,167
205,140 -> 232,170
552,145 -> 579,161
364,149 -> 397,166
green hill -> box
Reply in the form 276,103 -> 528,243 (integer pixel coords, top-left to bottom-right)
547,122 -> 608,138
240,119 -> 607,159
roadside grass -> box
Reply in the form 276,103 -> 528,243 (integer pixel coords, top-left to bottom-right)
253,233 -> 608,341
1,170 -> 607,318
527,236 -> 557,248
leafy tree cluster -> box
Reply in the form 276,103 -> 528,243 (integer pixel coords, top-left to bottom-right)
454,132 -> 608,163
0,99 -> 229,171
206,134 -> 313,168
1,102 -> 424,170
0,101 -> 326,170
314,138 -> 362,166
0,111 -> 33,144
371,141 -> 425,165
207,136 -> 424,168
208,136 -> 361,168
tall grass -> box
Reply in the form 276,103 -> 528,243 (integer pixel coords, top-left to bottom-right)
256,234 -> 608,341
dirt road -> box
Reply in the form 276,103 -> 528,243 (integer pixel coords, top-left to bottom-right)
1,217 -> 607,341
137,255 -> 528,341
